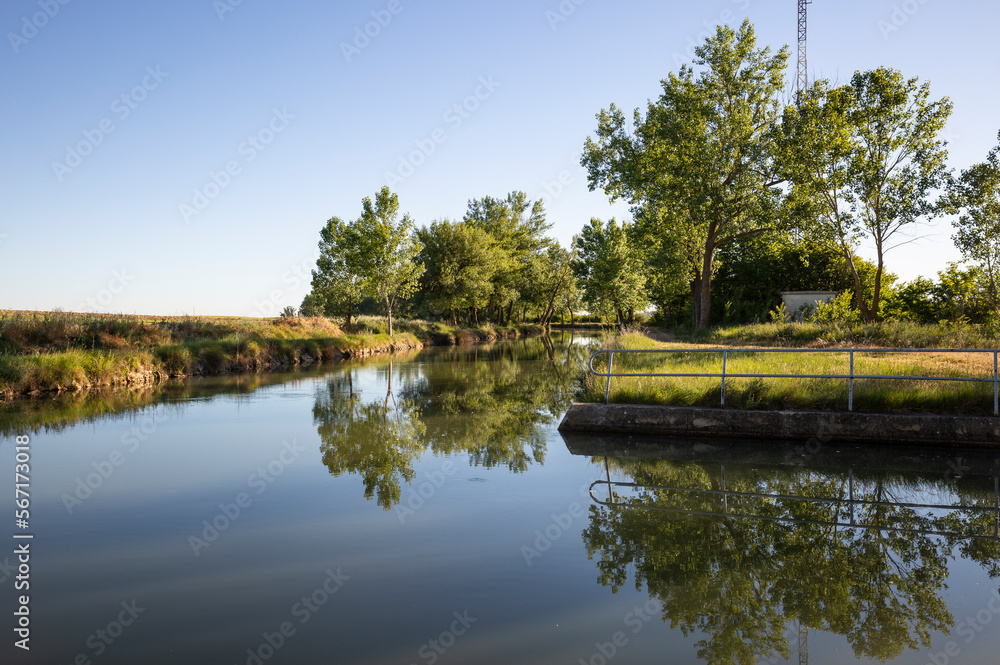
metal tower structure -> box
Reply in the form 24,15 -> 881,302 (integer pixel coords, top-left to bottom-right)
797,0 -> 812,93
798,622 -> 809,665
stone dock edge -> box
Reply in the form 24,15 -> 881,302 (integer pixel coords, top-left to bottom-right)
557,403 -> 1000,447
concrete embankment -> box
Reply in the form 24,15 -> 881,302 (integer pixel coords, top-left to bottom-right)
558,403 -> 1000,447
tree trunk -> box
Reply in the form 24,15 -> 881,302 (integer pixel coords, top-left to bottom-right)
385,297 -> 393,336
842,247 -> 873,322
870,255 -> 884,322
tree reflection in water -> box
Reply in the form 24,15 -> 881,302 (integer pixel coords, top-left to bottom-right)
313,335 -> 588,509
581,455 -> 1000,665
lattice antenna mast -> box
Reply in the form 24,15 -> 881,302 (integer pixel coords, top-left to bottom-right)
797,0 -> 812,94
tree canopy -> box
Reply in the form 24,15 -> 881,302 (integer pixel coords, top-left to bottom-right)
583,19 -> 790,328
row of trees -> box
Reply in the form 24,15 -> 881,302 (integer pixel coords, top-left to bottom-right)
301,187 -> 650,330
582,19 -> 1000,328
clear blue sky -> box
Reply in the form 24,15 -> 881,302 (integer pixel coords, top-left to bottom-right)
1,0 -> 997,316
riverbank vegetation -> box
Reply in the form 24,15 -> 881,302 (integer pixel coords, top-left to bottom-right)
0,310 -> 541,398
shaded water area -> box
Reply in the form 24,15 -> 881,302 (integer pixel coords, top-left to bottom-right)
2,334 -> 1000,664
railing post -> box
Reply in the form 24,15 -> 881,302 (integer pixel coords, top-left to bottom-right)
994,351 -> 998,416
849,468 -> 855,526
604,351 -> 614,405
721,350 -> 728,407
848,350 -> 855,412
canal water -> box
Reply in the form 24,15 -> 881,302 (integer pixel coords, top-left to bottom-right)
2,335 -> 999,664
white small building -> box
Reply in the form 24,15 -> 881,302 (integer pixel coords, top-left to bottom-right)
780,291 -> 838,321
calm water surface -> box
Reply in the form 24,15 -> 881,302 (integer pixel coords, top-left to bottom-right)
2,335 -> 1000,665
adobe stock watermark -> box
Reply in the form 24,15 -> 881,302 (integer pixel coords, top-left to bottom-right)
782,424 -> 830,467
62,410 -> 168,514
534,150 -> 582,206
340,0 -> 405,63
578,598 -> 663,665
410,610 -> 477,665
384,76 -> 501,187
878,0 -> 932,39
77,269 -> 135,314
545,0 -> 591,30
249,250 -> 320,318
52,66 -> 169,182
213,0 -> 247,21
915,590 -> 1000,665
188,439 -> 305,556
671,0 -> 751,67
394,459 -> 458,524
239,567 -> 349,665
7,0 -> 72,54
69,600 -> 145,663
179,107 -> 294,223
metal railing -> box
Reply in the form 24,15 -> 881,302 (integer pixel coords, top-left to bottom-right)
589,348 -> 1000,414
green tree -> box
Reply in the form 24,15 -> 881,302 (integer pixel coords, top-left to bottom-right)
781,69 -> 953,321
571,218 -> 647,326
882,276 -> 937,323
416,219 -> 502,325
951,131 -> 1000,309
583,20 -> 790,328
310,216 -> 365,324
463,191 -> 551,324
352,187 -> 424,336
299,291 -> 325,318
533,244 -> 577,327
713,234 -> 854,323
934,262 -> 987,322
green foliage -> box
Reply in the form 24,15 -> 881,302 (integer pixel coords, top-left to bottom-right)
462,191 -> 554,323
352,187 -> 425,336
310,215 -> 366,324
299,292 -> 325,318
583,19 -> 790,328
950,131 -> 1000,308
807,291 -> 861,324
571,218 -> 647,326
416,219 -> 502,324
308,188 -> 424,335
713,234 -> 854,323
781,69 -> 953,321
883,277 -> 937,323
768,302 -> 789,324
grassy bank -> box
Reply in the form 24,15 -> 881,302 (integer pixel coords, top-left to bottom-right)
580,326 -> 1000,415
0,311 -> 542,399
